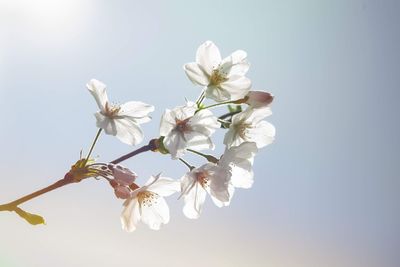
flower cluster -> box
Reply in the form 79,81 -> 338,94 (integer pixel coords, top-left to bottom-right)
85,41 -> 276,232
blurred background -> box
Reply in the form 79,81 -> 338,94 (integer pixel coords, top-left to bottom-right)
0,0 -> 399,266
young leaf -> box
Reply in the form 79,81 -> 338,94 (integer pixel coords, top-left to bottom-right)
14,207 -> 46,225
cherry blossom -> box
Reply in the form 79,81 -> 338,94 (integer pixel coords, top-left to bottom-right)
160,102 -> 220,159
184,41 -> 251,102
87,79 -> 154,145
121,174 -> 180,232
219,142 -> 258,190
224,106 -> 275,149
180,163 -> 231,219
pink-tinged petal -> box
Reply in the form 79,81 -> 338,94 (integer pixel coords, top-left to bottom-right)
114,186 -> 131,199
246,91 -> 274,108
184,62 -> 209,86
112,165 -> 137,186
196,41 -> 222,75
87,79 -> 109,113
121,198 -> 141,232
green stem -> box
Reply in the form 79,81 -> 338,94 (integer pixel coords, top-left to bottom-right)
187,149 -> 218,163
195,90 -> 206,106
84,128 -> 102,166
198,99 -> 241,111
179,158 -> 195,170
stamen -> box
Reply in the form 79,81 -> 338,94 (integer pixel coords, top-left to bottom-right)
137,191 -> 159,207
175,118 -> 191,133
195,171 -> 210,188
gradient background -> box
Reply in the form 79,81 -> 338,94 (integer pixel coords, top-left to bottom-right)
0,0 -> 399,266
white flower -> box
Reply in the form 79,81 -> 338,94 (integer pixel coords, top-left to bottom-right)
120,174 -> 180,232
224,107 -> 275,149
184,41 -> 251,102
180,163 -> 231,219
219,142 -> 258,190
87,79 -> 154,145
160,102 -> 220,159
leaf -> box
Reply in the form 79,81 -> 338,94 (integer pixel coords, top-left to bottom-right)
228,104 -> 242,113
14,207 -> 46,225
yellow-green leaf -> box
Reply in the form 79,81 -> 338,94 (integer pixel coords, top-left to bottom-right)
14,207 -> 46,225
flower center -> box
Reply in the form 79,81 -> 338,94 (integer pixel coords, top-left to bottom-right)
236,123 -> 250,139
209,69 -> 227,86
175,118 -> 191,133
103,102 -> 121,117
137,191 -> 159,207
195,171 -> 210,188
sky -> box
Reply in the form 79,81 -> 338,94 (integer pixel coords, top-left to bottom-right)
0,0 -> 399,266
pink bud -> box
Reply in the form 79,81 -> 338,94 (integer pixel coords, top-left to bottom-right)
111,165 -> 137,186
245,91 -> 274,108
114,186 -> 131,199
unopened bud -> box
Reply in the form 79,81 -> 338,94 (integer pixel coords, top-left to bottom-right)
245,91 -> 274,108
114,186 -> 131,199
111,165 -> 137,186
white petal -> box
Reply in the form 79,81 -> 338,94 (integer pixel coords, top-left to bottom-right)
184,62 -> 209,86
189,109 -> 220,136
87,79 -> 109,113
220,50 -> 250,77
211,183 -> 234,207
206,165 -> 231,204
220,75 -> 251,100
230,165 -> 254,189
205,85 -> 231,102
140,195 -> 170,230
183,182 -> 207,219
185,134 -> 215,151
159,109 -> 176,136
95,112 -> 117,135
120,198 -> 141,232
246,121 -> 276,148
118,101 -> 154,123
196,41 -> 222,75
113,118 -> 144,145
244,107 -> 272,124
148,177 -> 180,197
163,131 -> 187,159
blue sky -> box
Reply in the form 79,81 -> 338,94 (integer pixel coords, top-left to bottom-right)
0,1 -> 399,266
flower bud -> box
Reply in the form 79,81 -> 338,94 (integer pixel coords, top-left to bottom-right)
245,91 -> 274,108
111,165 -> 137,186
114,186 -> 131,199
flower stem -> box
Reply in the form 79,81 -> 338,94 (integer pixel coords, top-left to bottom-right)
179,158 -> 194,170
84,128 -> 102,166
110,139 -> 157,165
0,175 -> 75,212
187,149 -> 218,163
195,90 -> 206,106
0,138 -> 157,214
218,110 -> 241,120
